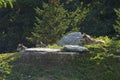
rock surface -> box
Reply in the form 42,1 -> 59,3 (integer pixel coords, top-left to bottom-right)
18,48 -> 79,64
58,32 -> 83,46
63,45 -> 88,52
25,48 -> 61,52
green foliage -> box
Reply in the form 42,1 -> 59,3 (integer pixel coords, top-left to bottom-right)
66,2 -> 90,32
90,53 -> 113,65
95,36 -> 112,44
0,0 -> 14,8
73,53 -> 120,80
0,0 -> 36,53
73,37 -> 120,80
0,53 -> 19,79
86,36 -> 120,55
32,1 -> 89,44
0,52 -> 120,80
0,0 -> 120,53
83,36 -> 120,75
32,1 -> 68,44
114,8 -> 120,34
85,36 -> 111,54
46,44 -> 63,49
107,40 -> 120,55
84,36 -> 120,74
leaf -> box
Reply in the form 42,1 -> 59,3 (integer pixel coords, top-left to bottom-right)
3,2 -> 6,7
9,1 -> 13,8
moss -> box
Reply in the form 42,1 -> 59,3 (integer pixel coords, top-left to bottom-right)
46,44 -> 63,49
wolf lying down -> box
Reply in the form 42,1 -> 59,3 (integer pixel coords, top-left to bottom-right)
82,33 -> 105,45
17,44 -> 27,52
17,33 -> 105,51
17,41 -> 47,52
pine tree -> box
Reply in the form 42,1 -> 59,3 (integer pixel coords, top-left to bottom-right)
0,0 -> 13,8
67,2 -> 89,32
32,0 -> 68,44
114,8 -> 120,34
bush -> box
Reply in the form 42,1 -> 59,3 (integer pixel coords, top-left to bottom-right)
95,36 -> 112,44
0,53 -> 19,79
107,40 -> 120,55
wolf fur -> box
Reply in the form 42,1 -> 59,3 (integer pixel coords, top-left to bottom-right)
82,33 -> 105,45
17,44 -> 27,51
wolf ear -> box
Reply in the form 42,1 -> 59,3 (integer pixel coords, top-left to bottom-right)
82,33 -> 86,36
18,43 -> 21,46
18,43 -> 23,46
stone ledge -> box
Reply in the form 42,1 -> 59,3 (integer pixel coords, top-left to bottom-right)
24,48 -> 61,52
17,48 -> 80,64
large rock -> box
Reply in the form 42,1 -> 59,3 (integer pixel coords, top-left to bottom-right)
58,32 -> 83,46
63,45 -> 88,52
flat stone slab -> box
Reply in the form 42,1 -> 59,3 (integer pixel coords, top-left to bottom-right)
25,48 -> 61,52
18,48 -> 80,64
63,45 -> 88,52
21,48 -> 79,55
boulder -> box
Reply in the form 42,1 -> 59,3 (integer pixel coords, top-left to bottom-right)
58,32 -> 83,46
63,45 -> 88,52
